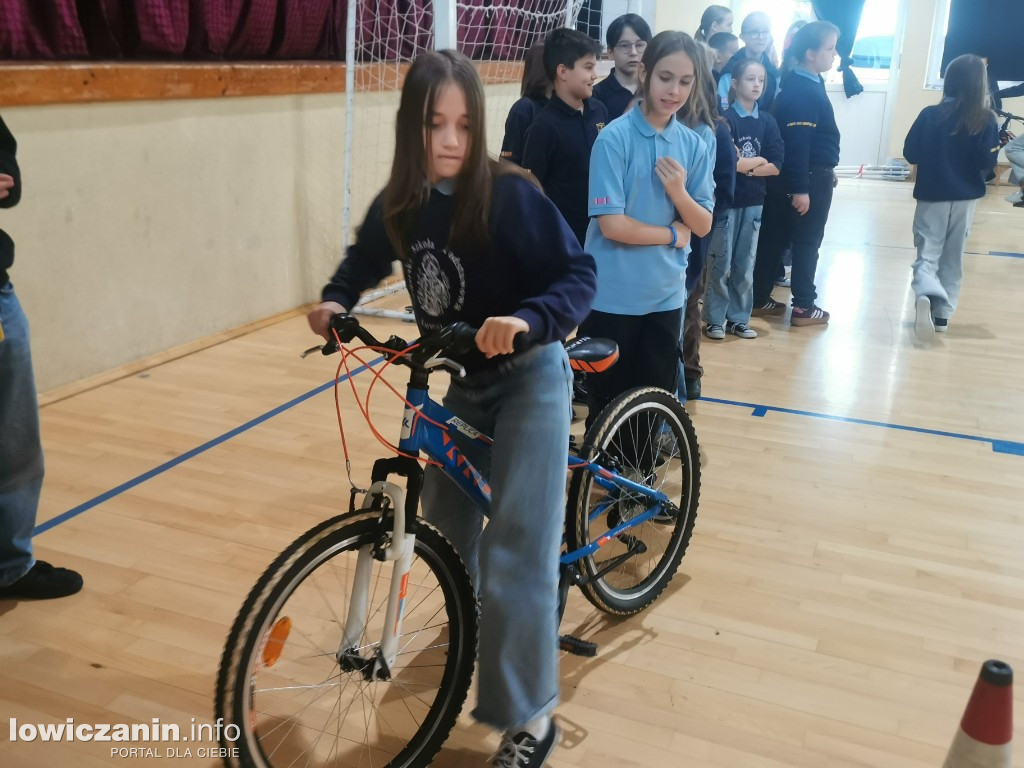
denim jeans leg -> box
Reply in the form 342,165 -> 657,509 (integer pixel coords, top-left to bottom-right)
0,283 -> 43,586
470,343 -> 571,731
727,205 -> 763,324
702,210 -> 735,327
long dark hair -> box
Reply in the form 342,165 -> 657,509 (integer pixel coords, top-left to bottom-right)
695,5 -> 731,43
782,21 -> 839,73
382,50 -> 531,259
941,54 -> 994,136
521,40 -> 549,100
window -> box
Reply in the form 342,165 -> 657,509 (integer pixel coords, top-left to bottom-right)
926,0 -> 953,89
927,0 -> 1023,90
733,0 -> 901,85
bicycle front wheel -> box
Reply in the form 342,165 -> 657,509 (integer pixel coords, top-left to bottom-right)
567,387 -> 700,616
216,512 -> 477,768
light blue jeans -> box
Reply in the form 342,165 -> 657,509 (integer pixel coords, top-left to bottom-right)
421,342 -> 572,732
1005,133 -> 1024,186
0,282 -> 43,586
704,205 -> 763,326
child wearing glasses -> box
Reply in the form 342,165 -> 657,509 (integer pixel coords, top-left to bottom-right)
592,13 -> 654,122
717,12 -> 780,113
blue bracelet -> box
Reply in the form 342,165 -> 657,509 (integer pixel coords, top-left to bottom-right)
666,226 -> 677,248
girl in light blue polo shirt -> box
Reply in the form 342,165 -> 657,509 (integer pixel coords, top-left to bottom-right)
579,30 -> 715,424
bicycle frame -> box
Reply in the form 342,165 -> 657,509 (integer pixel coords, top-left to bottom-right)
338,379 -> 673,678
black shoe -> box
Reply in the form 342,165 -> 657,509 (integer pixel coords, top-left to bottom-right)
492,722 -> 560,767
0,561 -> 83,600
685,378 -> 701,401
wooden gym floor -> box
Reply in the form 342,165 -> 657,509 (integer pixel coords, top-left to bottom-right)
2,178 -> 1023,767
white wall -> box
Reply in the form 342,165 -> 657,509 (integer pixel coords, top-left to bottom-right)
6,82 -> 517,392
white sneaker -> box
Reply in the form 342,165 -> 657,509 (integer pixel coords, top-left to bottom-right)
1006,190 -> 1023,204
914,295 -> 934,342
704,324 -> 725,340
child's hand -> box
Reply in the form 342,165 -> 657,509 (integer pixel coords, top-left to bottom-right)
670,220 -> 691,249
476,316 -> 530,358
307,301 -> 348,340
655,157 -> 687,200
0,174 -> 13,200
791,194 -> 811,215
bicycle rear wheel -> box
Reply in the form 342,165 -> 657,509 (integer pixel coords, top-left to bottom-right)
567,387 -> 699,615
216,512 -> 477,768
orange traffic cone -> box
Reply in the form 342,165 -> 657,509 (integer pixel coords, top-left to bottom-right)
944,660 -> 1013,767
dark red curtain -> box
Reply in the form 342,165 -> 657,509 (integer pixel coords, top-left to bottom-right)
0,1 -> 89,57
0,0 -> 558,61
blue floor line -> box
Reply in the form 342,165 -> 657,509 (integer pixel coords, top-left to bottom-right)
700,396 -> 1024,456
34,370 -> 1023,536
989,251 -> 1024,259
32,359 -> 382,536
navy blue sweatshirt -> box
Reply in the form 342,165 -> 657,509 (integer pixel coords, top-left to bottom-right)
592,69 -> 635,122
726,104 -> 784,208
903,103 -> 1000,202
521,94 -> 608,247
500,96 -> 547,166
773,69 -> 840,195
322,174 -> 597,373
0,115 -> 21,287
712,119 -> 737,216
685,119 -> 737,291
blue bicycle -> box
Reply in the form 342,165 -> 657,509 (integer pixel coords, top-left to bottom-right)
216,314 -> 700,768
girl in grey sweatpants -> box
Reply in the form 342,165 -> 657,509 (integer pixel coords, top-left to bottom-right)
902,54 -> 1001,341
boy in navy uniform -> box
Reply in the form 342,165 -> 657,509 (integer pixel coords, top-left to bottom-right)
592,14 -> 653,122
522,28 -> 608,247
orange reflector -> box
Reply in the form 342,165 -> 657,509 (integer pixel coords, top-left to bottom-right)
262,617 -> 291,667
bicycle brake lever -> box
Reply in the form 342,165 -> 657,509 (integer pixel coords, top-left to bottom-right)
423,355 -> 467,378
300,340 -> 339,358
300,344 -> 325,358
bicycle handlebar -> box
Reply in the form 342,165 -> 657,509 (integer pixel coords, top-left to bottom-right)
306,314 -> 480,377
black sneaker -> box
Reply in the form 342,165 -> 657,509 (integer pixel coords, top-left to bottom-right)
492,722 -> 560,767
0,561 -> 83,600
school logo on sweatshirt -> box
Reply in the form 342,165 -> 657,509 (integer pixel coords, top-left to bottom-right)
407,239 -> 466,328
737,134 -> 762,158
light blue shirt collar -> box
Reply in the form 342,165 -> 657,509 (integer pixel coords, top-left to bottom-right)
628,104 -> 678,142
433,177 -> 457,196
793,66 -> 821,83
731,102 -> 759,118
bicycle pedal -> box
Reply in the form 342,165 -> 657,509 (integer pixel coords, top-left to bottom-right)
559,634 -> 598,657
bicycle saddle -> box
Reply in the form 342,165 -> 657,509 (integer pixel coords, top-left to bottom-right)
563,336 -> 619,373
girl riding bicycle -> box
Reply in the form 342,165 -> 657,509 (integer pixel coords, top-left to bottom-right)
308,49 -> 596,768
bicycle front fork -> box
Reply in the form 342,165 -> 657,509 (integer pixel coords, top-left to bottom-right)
337,480 -> 416,680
